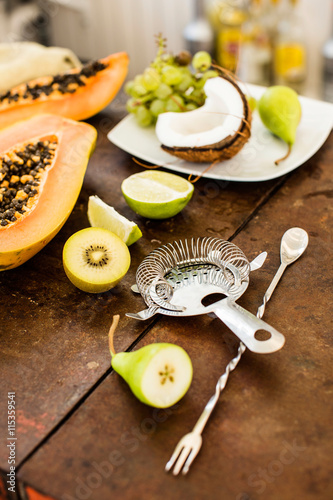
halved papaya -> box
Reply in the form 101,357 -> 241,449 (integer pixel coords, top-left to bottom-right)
0,114 -> 97,270
0,52 -> 129,129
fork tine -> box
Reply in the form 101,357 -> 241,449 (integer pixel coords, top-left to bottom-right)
172,445 -> 192,476
181,445 -> 201,475
165,439 -> 186,472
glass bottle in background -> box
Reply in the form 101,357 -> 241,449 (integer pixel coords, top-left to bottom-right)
322,35 -> 333,102
237,0 -> 272,85
322,0 -> 333,103
265,0 -> 282,32
265,0 -> 282,84
183,0 -> 214,55
208,0 -> 248,73
273,0 -> 307,93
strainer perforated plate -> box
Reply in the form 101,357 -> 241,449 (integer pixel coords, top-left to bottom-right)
127,237 -> 285,353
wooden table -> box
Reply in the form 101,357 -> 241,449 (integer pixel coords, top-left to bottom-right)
1,105 -> 332,500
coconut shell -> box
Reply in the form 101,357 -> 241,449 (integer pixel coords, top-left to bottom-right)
161,70 -> 252,164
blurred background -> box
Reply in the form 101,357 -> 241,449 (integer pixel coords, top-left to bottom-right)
0,0 -> 332,101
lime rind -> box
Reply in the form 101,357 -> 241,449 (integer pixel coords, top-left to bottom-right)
121,177 -> 193,202
87,195 -> 142,246
121,170 -> 194,219
126,224 -> 143,246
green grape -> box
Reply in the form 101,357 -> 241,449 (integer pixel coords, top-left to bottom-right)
126,97 -> 138,113
135,105 -> 153,127
126,38 -> 215,126
139,92 -> 154,104
174,67 -> 194,93
185,103 -> 197,111
142,68 -> 161,91
151,53 -> 174,74
179,66 -> 193,78
186,88 -> 206,106
154,83 -> 172,100
165,94 -> 185,113
192,51 -> 212,72
247,95 -> 257,112
202,69 -> 219,80
175,75 -> 194,93
193,76 -> 206,89
161,65 -> 183,86
161,53 -> 174,65
195,69 -> 219,89
124,80 -> 136,96
133,75 -> 148,96
150,99 -> 166,117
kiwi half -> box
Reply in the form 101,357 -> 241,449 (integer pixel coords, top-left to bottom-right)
63,227 -> 131,293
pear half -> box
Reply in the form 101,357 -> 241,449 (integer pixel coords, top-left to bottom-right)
112,343 -> 193,408
109,316 -> 193,408
155,75 -> 251,163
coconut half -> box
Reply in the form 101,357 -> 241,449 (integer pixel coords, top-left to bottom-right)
155,75 -> 251,163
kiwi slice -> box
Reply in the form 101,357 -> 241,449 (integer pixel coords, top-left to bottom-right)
63,227 -> 131,293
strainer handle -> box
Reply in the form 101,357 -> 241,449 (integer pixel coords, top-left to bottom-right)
214,299 -> 285,354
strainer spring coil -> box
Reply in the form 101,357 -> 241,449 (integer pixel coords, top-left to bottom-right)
135,237 -> 250,306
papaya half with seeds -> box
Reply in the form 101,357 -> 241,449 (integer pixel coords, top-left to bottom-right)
0,114 -> 97,270
0,52 -> 129,129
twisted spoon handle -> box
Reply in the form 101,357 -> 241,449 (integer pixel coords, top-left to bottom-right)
192,341 -> 246,435
194,266 -> 281,433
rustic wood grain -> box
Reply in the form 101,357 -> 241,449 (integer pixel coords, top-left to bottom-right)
0,108 -> 285,476
9,117 -> 333,500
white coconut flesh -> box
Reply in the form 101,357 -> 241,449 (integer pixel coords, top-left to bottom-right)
155,77 -> 245,149
140,346 -> 192,408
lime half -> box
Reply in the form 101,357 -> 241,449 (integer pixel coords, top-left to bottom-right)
87,195 -> 142,246
121,170 -> 194,219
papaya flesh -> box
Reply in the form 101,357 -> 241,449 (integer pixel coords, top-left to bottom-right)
0,52 -> 129,129
0,114 -> 97,270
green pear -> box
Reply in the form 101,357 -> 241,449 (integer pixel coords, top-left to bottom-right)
258,85 -> 302,165
109,316 -> 193,408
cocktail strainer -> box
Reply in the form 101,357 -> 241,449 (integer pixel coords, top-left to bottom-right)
127,237 -> 285,353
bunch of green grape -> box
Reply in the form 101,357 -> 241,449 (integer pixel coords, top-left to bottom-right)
125,38 -> 218,127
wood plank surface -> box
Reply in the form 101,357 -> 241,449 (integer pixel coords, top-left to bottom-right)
11,121 -> 333,499
0,108 -> 286,475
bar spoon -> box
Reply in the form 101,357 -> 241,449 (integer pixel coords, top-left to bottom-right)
165,227 -> 309,475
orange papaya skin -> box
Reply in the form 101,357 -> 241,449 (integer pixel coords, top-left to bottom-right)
0,52 -> 129,130
0,114 -> 97,270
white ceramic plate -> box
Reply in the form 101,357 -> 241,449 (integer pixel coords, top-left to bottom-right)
108,84 -> 333,182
